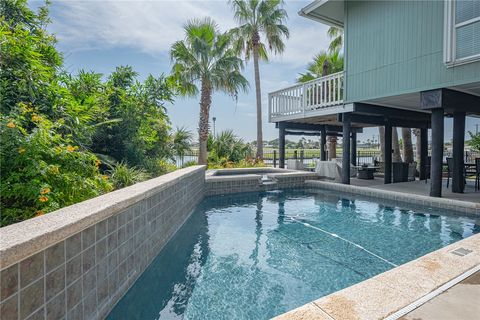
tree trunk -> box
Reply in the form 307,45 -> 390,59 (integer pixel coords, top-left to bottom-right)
392,127 -> 402,162
413,128 -> 421,171
252,32 -> 263,160
402,128 -> 414,163
327,136 -> 337,160
379,127 -> 385,161
198,79 -> 212,165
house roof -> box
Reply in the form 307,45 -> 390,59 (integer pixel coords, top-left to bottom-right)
298,0 -> 345,28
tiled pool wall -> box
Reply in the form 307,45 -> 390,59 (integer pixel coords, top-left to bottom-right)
0,166 -> 205,320
206,171 -> 318,196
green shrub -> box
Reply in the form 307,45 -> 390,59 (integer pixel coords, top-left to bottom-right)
181,160 -> 197,168
108,162 -> 150,189
1,111 -> 112,226
468,132 -> 480,152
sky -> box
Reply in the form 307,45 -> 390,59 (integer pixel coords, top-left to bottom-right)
37,0 -> 479,143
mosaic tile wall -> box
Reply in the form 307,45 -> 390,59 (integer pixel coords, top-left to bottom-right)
0,169 -> 204,320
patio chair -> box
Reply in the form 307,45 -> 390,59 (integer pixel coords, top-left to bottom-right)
408,162 -> 417,182
475,158 -> 480,191
446,157 -> 453,188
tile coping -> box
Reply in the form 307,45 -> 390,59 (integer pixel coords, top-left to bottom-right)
0,165 -> 206,270
274,233 -> 480,320
305,180 -> 480,214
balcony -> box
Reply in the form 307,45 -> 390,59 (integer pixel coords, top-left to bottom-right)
268,71 -> 345,122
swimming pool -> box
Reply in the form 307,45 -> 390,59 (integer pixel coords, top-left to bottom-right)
107,189 -> 479,320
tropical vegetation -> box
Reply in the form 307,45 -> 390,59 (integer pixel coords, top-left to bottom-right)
170,18 -> 249,165
469,132 -> 480,152
229,0 -> 289,160
207,130 -> 263,168
0,0 -> 188,225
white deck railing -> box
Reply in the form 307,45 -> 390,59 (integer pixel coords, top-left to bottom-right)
268,71 -> 344,122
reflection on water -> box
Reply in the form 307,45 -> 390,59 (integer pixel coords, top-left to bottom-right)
108,189 -> 479,320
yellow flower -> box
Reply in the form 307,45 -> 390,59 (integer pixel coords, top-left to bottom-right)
39,196 -> 49,202
18,148 -> 26,154
7,122 -> 15,128
35,211 -> 45,217
102,175 -> 108,181
66,145 -> 76,152
95,159 -> 101,167
31,114 -> 41,122
49,166 -> 60,174
40,187 -> 51,195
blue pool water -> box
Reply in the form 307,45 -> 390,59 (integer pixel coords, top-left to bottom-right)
108,189 -> 479,320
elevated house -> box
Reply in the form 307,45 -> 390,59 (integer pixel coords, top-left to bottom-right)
269,0 -> 480,197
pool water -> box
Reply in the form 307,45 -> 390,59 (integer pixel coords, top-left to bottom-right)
107,189 -> 479,320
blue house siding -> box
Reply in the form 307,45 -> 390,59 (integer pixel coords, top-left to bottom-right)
345,0 -> 480,103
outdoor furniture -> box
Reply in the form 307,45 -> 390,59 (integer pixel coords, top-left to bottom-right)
315,161 -> 342,181
356,165 -> 378,180
408,162 -> 417,181
392,162 -> 409,183
446,157 -> 453,188
424,156 -> 431,184
475,158 -> 480,191
286,159 -> 304,170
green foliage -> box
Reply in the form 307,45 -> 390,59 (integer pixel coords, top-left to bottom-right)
169,18 -> 249,99
468,132 -> 480,152
207,130 -> 259,168
297,49 -> 344,83
0,1 -> 185,225
108,162 -> 149,189
1,110 -> 112,226
327,27 -> 343,53
229,0 -> 290,61
181,160 -> 198,168
169,18 -> 249,164
171,126 -> 193,158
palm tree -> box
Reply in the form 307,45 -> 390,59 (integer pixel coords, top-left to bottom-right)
297,49 -> 344,83
171,126 -> 193,163
327,27 -> 343,52
229,0 -> 289,160
170,18 -> 248,165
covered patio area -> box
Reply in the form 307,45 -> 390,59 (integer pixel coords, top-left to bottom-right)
346,178 -> 480,204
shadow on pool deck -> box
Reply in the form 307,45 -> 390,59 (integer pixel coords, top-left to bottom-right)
344,177 -> 480,203
400,271 -> 480,320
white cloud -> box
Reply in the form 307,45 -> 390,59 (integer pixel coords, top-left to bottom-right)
49,0 -> 330,65
50,0 -> 236,54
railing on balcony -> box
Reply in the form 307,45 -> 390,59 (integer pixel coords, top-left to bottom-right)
268,71 -> 344,122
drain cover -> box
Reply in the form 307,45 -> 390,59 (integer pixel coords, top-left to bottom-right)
450,247 -> 472,257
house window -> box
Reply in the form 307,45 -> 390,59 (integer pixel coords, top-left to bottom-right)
444,0 -> 480,65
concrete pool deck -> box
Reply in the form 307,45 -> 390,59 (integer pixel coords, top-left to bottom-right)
400,271 -> 480,320
305,179 -> 480,216
274,233 -> 480,320
348,177 -> 480,204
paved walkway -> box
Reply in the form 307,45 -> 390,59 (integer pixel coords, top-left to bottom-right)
348,178 -> 480,203
401,271 -> 480,320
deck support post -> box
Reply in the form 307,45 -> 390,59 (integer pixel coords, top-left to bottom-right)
351,132 -> 357,166
384,121 -> 392,184
452,111 -> 466,193
419,128 -> 428,180
342,113 -> 351,184
279,122 -> 286,169
430,108 -> 444,197
320,126 -> 327,161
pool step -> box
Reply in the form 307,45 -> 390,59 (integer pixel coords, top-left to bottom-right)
260,175 -> 278,189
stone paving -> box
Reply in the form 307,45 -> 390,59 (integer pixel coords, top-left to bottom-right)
350,177 -> 480,203
401,271 -> 480,320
